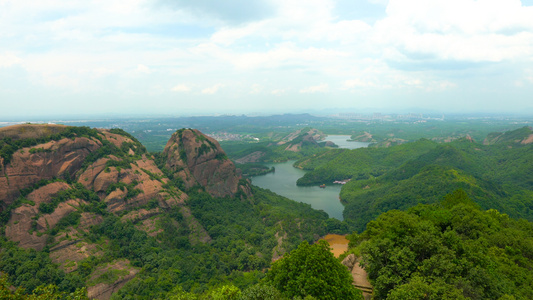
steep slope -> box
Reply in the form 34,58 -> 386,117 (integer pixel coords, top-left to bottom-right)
0,125 -> 102,209
227,127 -> 333,164
162,128 -> 249,198
1,124 -> 334,300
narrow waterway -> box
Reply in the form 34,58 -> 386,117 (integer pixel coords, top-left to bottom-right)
251,160 -> 345,219
250,135 -> 369,220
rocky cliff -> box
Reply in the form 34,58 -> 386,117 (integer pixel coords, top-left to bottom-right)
0,124 -> 249,299
0,125 -> 102,208
162,128 -> 249,198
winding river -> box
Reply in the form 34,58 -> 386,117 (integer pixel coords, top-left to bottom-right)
250,135 -> 369,220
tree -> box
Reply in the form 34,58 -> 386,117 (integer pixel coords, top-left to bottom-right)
266,241 -> 362,300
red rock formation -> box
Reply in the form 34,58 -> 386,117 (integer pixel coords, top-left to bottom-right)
163,129 -> 245,198
0,136 -> 101,207
27,181 -> 71,206
5,181 -> 87,251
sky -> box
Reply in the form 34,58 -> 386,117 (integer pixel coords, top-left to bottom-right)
1,0 -> 533,118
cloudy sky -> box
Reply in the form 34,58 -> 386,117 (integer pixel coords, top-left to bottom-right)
1,0 -> 533,118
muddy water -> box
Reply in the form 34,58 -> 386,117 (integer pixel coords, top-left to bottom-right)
322,234 -> 349,257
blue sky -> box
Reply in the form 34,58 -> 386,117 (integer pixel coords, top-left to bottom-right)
1,0 -> 533,118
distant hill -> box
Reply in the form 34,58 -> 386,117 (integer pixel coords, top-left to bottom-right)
290,127 -> 533,231
483,125 -> 533,145
228,127 -> 335,164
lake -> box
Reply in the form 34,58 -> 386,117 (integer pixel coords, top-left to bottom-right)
250,135 -> 369,220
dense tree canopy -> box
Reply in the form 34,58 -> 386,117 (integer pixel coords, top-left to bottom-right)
266,240 -> 362,300
351,190 -> 533,299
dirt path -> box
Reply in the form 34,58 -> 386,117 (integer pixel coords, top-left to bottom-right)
321,234 -> 373,299
322,234 -> 349,257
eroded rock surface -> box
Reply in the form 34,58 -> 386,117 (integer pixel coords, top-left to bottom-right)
163,129 -> 247,198
0,136 -> 101,207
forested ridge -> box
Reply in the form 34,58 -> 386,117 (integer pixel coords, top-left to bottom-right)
1,124 -> 533,299
293,127 -> 533,232
0,124 -> 348,300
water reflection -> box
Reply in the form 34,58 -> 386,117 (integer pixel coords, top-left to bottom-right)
250,135 -> 369,221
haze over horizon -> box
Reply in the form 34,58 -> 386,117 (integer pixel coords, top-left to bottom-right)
2,0 -> 533,118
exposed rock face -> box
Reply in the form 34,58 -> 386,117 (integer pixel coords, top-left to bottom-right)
0,136 -> 102,208
27,181 -> 71,206
0,124 -> 254,297
80,154 -> 187,214
4,179 -> 88,251
4,182 -> 71,250
5,204 -> 47,250
163,129 -> 244,198
341,253 -> 356,270
235,151 -> 265,164
49,212 -> 105,273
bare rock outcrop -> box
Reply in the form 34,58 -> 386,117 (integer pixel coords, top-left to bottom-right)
5,195 -> 87,251
4,182 -> 72,250
0,135 -> 101,207
341,253 -> 357,270
79,153 -> 186,214
27,181 -> 71,206
163,129 -> 246,198
5,204 -> 47,250
483,126 -> 533,145
49,213 -> 105,273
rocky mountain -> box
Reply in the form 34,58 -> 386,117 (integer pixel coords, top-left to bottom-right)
0,124 -> 254,299
162,128 -> 250,198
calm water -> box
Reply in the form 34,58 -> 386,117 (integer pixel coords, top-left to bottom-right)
324,135 -> 369,149
251,135 -> 369,220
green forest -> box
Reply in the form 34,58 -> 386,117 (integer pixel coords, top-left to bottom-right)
346,190 -> 533,299
291,127 -> 533,232
1,122 -> 533,299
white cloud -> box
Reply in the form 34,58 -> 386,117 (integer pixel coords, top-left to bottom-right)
300,83 -> 329,93
0,0 -> 532,116
271,89 -> 286,95
137,64 -> 151,74
374,0 -> 533,63
202,83 -> 224,94
250,84 -> 262,94
0,53 -> 23,68
172,84 -> 191,92
343,78 -> 376,88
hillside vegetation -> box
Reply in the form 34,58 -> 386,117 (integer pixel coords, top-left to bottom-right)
291,126 -> 533,232
0,124 -> 339,299
348,190 -> 533,299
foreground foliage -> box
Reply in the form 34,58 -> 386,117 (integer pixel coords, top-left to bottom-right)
351,190 -> 533,299
267,240 -> 362,300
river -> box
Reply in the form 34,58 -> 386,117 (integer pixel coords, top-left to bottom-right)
250,135 -> 369,220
